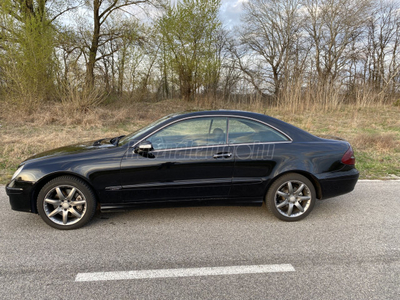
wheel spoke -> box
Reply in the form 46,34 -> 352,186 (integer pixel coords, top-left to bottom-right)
287,203 -> 294,216
70,200 -> 86,206
66,187 -> 77,200
56,187 -> 65,200
48,207 -> 61,218
277,191 -> 288,198
295,202 -> 305,212
277,200 -> 288,208
298,196 -> 311,201
69,207 -> 82,218
287,182 -> 293,194
62,210 -> 68,224
295,184 -> 305,195
45,198 -> 61,206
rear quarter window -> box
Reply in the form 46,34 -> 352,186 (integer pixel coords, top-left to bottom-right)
228,118 -> 289,144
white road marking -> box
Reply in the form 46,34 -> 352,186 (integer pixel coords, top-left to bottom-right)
75,264 -> 295,282
358,179 -> 400,181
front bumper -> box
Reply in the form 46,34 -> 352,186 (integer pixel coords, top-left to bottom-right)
6,181 -> 35,213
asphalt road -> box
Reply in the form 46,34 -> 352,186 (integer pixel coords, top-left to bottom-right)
0,181 -> 399,300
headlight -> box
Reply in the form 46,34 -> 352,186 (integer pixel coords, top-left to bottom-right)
11,165 -> 24,181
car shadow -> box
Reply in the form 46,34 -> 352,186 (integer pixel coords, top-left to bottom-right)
90,203 -> 274,227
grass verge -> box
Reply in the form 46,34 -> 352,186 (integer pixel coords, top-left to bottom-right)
0,100 -> 399,183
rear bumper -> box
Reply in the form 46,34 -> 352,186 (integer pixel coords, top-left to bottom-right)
318,168 -> 359,200
6,181 -> 34,213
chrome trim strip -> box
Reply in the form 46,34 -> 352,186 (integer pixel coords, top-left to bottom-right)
130,114 -> 293,151
121,178 -> 232,189
232,178 -> 263,184
6,185 -> 24,194
105,186 -> 122,191
100,205 -> 125,211
5,187 -> 24,192
149,141 -> 290,153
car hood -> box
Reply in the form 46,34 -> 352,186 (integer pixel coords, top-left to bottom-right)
23,138 -> 116,163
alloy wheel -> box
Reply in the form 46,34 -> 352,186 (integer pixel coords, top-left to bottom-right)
274,180 -> 312,218
43,185 -> 87,226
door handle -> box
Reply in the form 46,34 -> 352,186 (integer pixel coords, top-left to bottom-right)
213,152 -> 232,159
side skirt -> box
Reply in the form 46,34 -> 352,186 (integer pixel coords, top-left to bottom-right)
100,197 -> 263,212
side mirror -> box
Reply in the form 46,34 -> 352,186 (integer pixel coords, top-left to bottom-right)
134,141 -> 153,154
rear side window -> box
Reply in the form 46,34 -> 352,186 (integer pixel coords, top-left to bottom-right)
228,118 -> 289,144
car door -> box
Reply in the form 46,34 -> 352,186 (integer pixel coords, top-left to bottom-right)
119,116 -> 235,203
228,117 -> 292,199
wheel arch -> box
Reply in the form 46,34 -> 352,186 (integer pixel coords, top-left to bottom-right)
265,170 -> 322,201
31,172 -> 98,214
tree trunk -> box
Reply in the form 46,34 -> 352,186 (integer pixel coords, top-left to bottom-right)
86,0 -> 100,87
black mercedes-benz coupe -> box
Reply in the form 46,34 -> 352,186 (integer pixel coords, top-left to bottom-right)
6,110 -> 359,229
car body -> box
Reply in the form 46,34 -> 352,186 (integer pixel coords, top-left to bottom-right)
6,110 -> 359,229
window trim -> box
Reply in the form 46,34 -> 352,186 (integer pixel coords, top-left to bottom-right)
131,115 -> 292,152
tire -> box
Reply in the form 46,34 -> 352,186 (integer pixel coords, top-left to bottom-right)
266,173 -> 316,221
37,176 -> 97,230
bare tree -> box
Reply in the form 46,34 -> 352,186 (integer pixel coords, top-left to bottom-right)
239,0 -> 304,99
364,0 -> 400,94
304,0 -> 372,85
84,0 -> 153,87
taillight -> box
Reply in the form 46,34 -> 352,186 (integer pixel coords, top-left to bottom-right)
341,146 -> 355,165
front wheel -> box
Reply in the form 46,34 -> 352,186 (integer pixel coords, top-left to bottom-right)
266,173 -> 316,221
37,176 -> 97,230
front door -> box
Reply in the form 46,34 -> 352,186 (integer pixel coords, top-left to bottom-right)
119,116 -> 234,203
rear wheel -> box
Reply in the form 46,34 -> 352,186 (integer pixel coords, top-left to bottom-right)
266,173 -> 316,221
37,176 -> 96,230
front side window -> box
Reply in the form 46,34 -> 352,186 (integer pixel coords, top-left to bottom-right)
228,118 -> 289,144
147,117 -> 227,150
119,114 -> 172,146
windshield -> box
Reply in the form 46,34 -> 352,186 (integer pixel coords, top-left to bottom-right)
118,114 -> 173,146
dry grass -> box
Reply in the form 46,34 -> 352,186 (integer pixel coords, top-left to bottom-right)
352,133 -> 399,153
1,99 -> 400,182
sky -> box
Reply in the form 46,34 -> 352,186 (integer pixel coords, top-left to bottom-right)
169,0 -> 247,29
219,0 -> 247,28
64,0 -> 247,31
